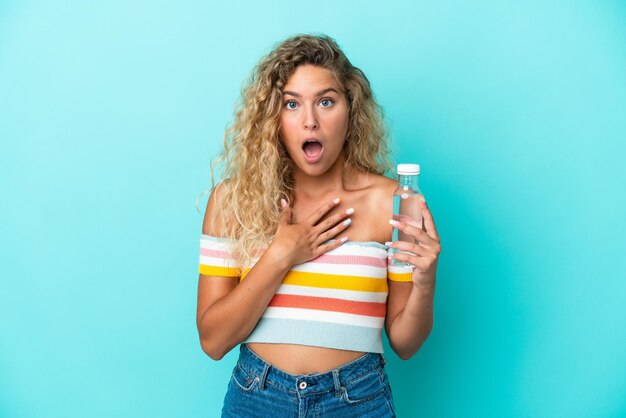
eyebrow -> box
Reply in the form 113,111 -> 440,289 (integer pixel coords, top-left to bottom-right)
282,87 -> 340,98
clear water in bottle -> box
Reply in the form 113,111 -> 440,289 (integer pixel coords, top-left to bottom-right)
391,164 -> 423,267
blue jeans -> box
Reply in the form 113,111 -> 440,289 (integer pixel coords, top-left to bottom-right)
221,344 -> 396,417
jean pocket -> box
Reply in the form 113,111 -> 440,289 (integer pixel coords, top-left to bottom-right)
230,363 -> 259,392
340,368 -> 386,405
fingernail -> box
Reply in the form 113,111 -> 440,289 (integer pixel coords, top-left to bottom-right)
340,237 -> 349,243
345,208 -> 355,215
343,218 -> 352,227
389,219 -> 399,226
333,197 -> 341,204
281,199 -> 287,208
384,241 -> 393,247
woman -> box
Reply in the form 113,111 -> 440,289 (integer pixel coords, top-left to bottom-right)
197,34 -> 441,417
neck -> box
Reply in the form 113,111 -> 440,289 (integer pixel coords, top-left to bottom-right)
293,153 -> 355,201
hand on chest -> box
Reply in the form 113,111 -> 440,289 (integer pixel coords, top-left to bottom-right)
292,195 -> 392,244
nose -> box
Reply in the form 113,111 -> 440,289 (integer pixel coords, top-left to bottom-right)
303,105 -> 318,130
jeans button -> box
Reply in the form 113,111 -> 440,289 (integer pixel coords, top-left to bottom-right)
298,381 -> 307,390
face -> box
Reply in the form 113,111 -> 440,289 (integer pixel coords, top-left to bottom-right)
278,64 -> 349,177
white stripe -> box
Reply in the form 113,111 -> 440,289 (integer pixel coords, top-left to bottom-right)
199,240 -> 230,251
276,284 -> 388,303
199,255 -> 239,269
200,237 -> 386,255
261,307 -> 384,328
387,264 -> 414,274
289,262 -> 387,278
325,244 -> 387,258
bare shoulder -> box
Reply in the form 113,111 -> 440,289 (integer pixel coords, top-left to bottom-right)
357,172 -> 398,243
202,180 -> 231,236
361,172 -> 397,202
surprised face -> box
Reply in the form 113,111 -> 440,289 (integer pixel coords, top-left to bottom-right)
278,64 -> 350,177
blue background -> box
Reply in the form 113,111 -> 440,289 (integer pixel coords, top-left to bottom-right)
1,1 -> 625,417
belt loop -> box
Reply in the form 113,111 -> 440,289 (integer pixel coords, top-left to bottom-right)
332,369 -> 342,397
258,362 -> 270,391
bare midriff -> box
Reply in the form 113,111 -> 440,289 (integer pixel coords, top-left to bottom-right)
246,342 -> 367,374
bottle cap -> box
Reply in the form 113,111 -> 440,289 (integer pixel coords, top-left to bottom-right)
397,164 -> 420,175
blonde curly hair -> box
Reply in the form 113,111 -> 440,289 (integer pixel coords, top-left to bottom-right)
202,33 -> 392,265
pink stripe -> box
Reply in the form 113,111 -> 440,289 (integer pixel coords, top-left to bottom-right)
200,248 -> 232,258
310,254 -> 386,268
201,248 -> 385,267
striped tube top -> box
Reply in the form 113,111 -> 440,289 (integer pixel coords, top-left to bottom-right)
198,235 -> 413,353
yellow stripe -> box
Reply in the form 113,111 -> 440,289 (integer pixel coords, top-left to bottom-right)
199,265 -> 240,277
241,269 -> 388,292
388,271 -> 413,282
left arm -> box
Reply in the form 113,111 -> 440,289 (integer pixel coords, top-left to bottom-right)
385,198 -> 441,360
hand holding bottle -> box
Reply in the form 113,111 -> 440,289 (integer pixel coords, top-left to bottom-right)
388,198 -> 441,289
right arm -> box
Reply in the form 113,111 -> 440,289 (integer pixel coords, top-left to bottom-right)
196,189 -> 352,360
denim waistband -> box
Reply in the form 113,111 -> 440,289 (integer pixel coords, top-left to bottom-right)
235,343 -> 387,396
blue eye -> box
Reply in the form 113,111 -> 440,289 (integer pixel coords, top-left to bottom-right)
285,101 -> 298,110
320,98 -> 334,107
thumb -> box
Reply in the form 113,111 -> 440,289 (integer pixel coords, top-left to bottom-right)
279,199 -> 292,224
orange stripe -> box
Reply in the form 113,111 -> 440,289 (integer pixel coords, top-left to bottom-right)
388,271 -> 413,282
268,294 -> 386,317
241,270 -> 388,292
199,265 -> 240,277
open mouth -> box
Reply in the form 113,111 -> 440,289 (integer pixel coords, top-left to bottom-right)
302,139 -> 324,162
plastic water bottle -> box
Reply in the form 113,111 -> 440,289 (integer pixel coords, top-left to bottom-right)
391,163 -> 423,267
